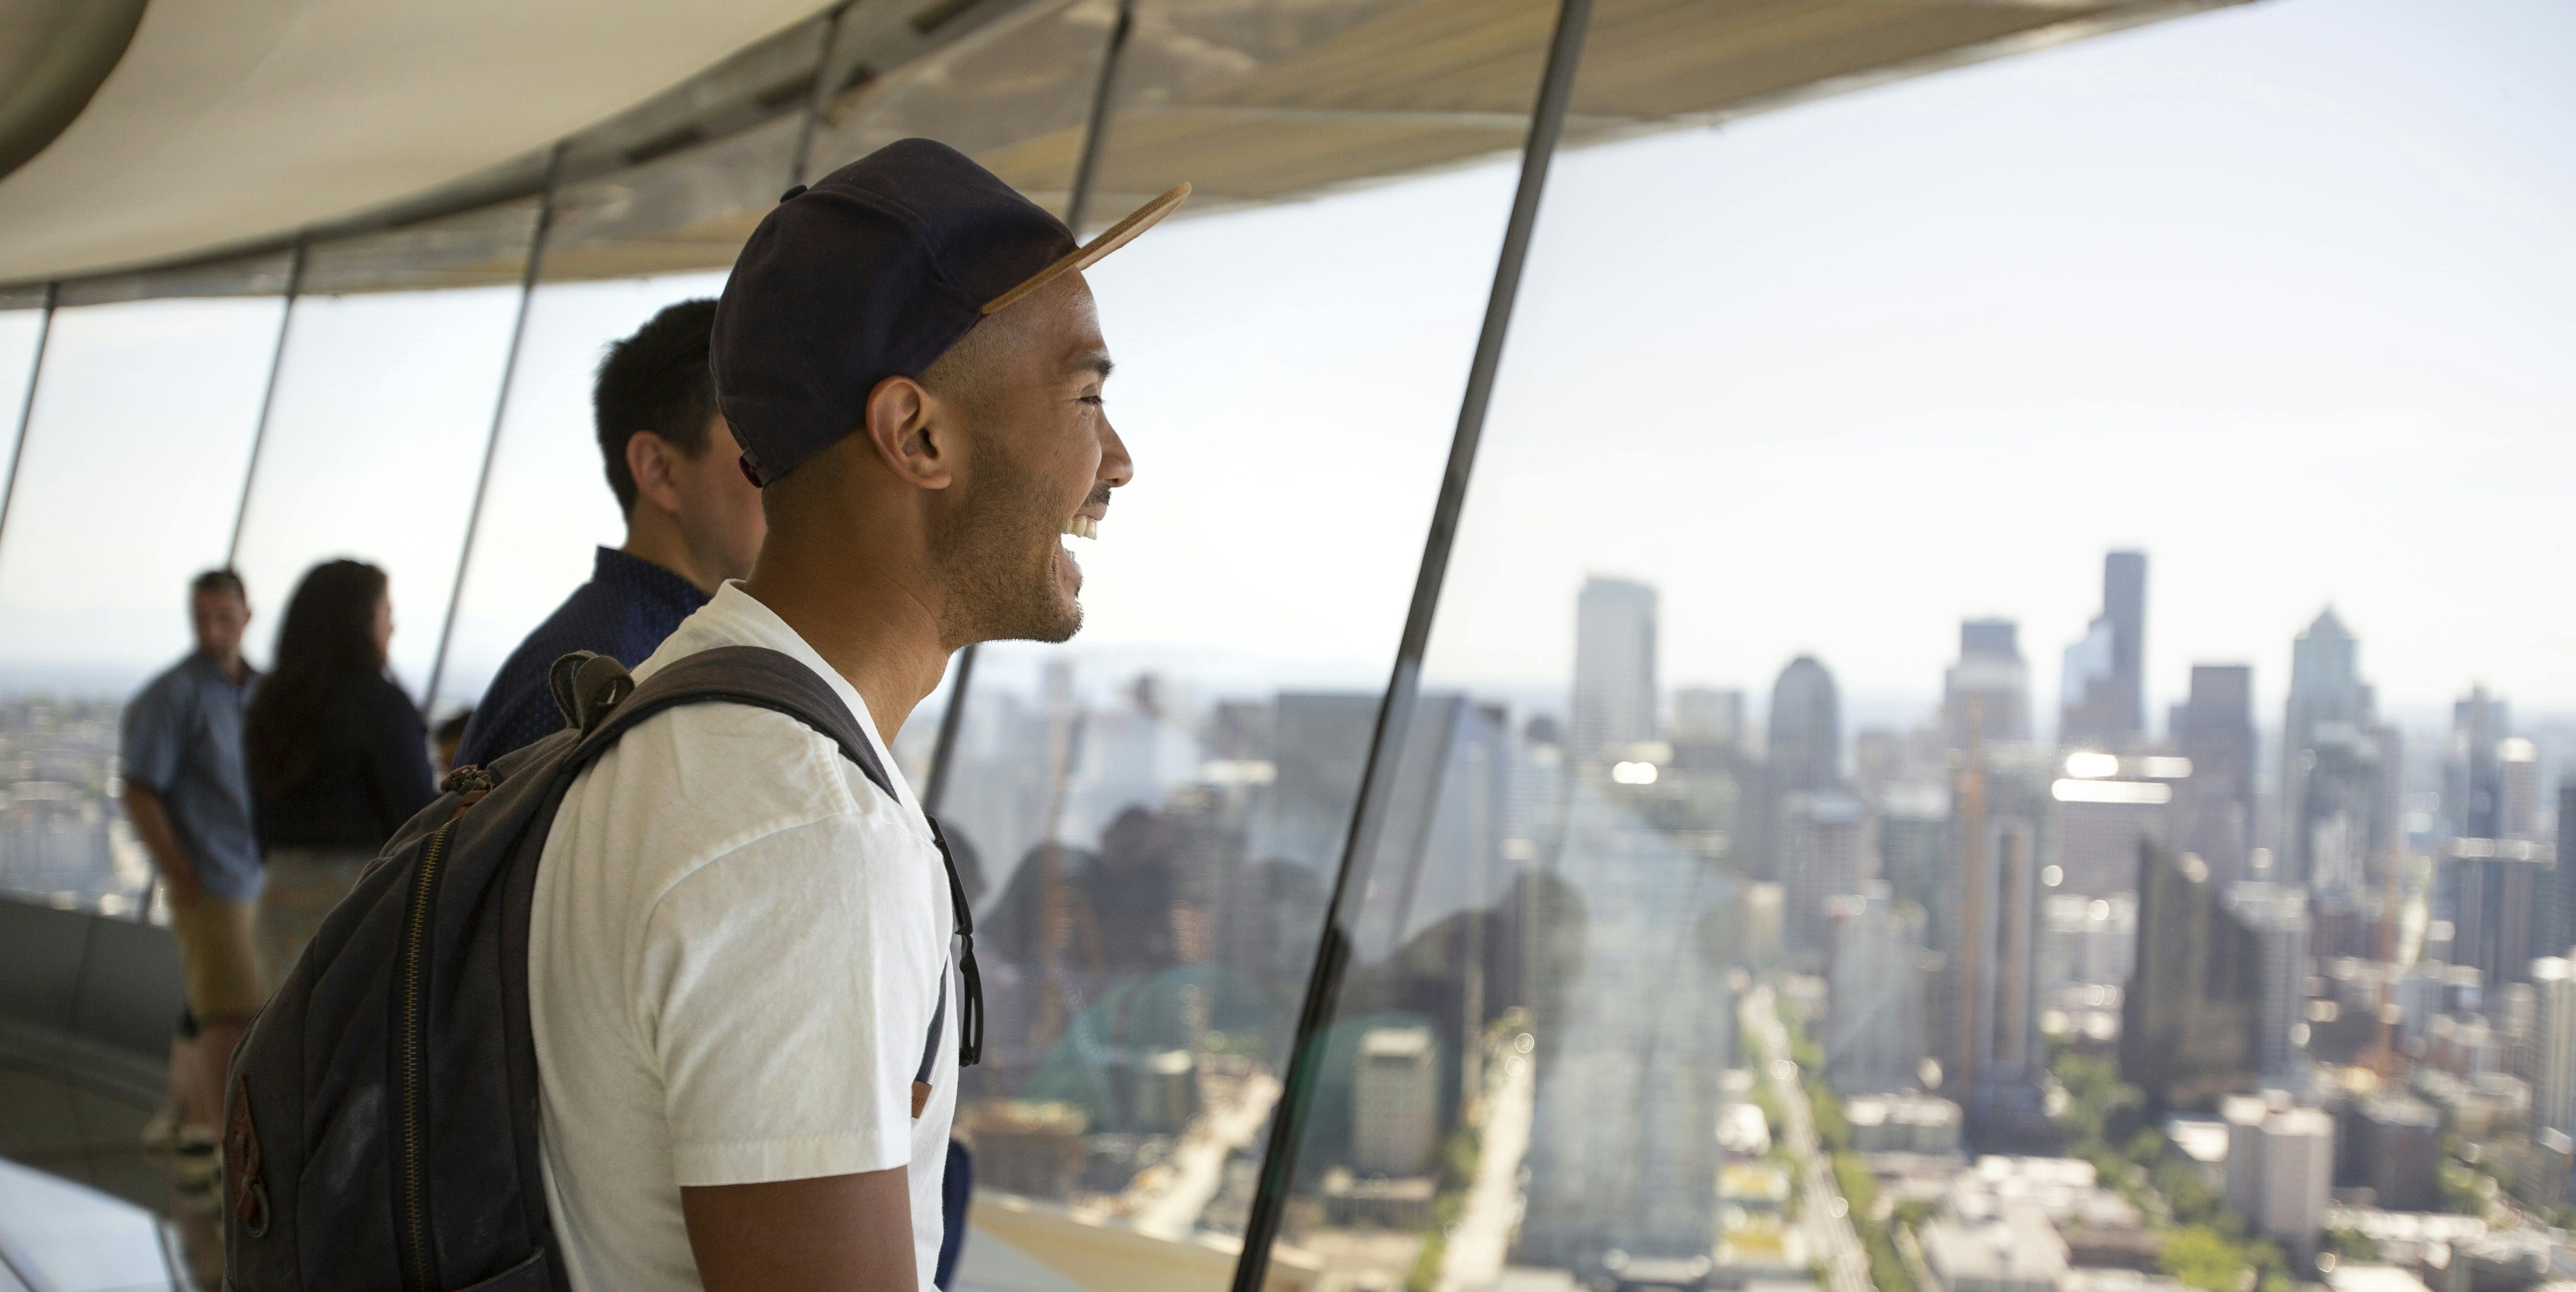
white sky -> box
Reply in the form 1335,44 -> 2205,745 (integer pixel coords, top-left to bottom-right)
0,0 -> 2568,739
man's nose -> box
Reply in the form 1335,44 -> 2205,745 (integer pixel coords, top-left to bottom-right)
1097,417 -> 1134,490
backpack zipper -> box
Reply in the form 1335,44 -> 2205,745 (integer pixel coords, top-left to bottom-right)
394,819 -> 454,1292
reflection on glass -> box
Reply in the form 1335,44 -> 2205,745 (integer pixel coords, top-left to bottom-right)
1273,5 -> 2576,1292
0,295 -> 286,914
229,206 -> 540,703
919,12 -> 1535,1285
429,273 -> 722,710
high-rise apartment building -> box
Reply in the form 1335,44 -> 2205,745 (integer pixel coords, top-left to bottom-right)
1767,656 -> 1842,794
1780,790 -> 1865,958
2060,551 -> 2146,750
1353,1025 -> 1441,1177
1826,886 -> 1928,1095
1571,577 -> 1659,761
2448,844 -> 2555,1001
2225,883 -> 2313,1083
1936,747 -> 2050,1140
1944,618 -> 2030,751
2531,958 -> 2576,1139
2281,609 -> 2399,895
2177,664 -> 2258,887
1880,785 -> 1950,921
2123,851 -> 2262,1112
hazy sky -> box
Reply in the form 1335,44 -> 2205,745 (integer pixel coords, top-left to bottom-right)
0,0 -> 2568,743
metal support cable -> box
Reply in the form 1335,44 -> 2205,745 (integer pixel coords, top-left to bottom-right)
1226,2 -> 1595,1288
0,283 -> 60,557
420,144 -> 567,717
224,240 -> 308,568
920,0 -> 1136,818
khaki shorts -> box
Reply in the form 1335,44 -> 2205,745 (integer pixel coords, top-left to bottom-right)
170,894 -> 266,1021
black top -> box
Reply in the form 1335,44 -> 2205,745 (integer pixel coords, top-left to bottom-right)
452,547 -> 709,770
252,672 -> 439,853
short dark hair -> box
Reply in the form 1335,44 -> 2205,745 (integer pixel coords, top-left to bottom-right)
595,298 -> 721,514
191,568 -> 246,602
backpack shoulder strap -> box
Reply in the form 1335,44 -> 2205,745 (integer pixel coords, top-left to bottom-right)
565,644 -> 896,802
555,643 -> 980,1070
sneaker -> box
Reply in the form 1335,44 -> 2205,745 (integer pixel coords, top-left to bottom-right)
140,1103 -> 182,1153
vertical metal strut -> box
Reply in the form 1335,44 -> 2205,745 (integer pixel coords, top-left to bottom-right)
421,144 -> 568,717
225,241 -> 309,568
0,283 -> 60,557
1226,2 -> 1596,1289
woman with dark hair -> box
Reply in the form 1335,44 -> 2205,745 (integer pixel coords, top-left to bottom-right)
243,558 -> 436,989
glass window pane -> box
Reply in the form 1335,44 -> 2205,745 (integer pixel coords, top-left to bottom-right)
229,203 -> 542,704
0,287 -> 288,915
436,116 -> 801,712
1283,2 -> 2576,1289
913,5 -> 1547,1287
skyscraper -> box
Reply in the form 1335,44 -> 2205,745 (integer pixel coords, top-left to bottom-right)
1571,577 -> 1658,761
1767,655 -> 1841,793
2449,685 -> 2512,840
2177,664 -> 2258,887
2225,882 -> 2313,1083
1937,746 -> 2050,1141
2122,851 -> 2262,1113
2281,609 -> 2398,894
2060,551 -> 2146,750
1780,790 -> 1865,958
2529,957 -> 2576,1139
2448,841 -> 2554,1001
1944,619 -> 2030,750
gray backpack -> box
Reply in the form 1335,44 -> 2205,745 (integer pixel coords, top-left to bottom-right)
222,645 -> 981,1290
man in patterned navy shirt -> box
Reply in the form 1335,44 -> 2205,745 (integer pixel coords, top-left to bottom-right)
453,299 -> 765,768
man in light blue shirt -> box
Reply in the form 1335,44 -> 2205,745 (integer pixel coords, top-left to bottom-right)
120,569 -> 263,1163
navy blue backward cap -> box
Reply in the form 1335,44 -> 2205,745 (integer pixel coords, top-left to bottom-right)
710,137 -> 1188,486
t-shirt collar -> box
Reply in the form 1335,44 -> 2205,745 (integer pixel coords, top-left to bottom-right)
691,581 -> 923,819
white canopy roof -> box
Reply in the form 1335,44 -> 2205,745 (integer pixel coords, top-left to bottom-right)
0,0 -> 2249,296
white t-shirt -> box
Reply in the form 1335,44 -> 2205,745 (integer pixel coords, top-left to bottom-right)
529,582 -> 956,1292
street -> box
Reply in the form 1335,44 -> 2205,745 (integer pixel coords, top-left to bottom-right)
1441,1030 -> 1539,1292
1744,986 -> 1872,1292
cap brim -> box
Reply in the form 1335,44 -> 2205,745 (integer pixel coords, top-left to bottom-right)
981,182 -> 1190,316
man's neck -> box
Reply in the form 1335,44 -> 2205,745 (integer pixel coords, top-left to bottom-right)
740,553 -> 951,744
622,510 -> 717,594
201,650 -> 250,686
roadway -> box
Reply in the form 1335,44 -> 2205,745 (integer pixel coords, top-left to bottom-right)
1441,1031 -> 1538,1292
1745,985 -> 1871,1292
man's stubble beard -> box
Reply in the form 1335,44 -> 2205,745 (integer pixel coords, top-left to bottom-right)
932,439 -> 1082,647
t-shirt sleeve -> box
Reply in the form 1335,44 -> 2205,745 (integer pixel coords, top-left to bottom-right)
119,678 -> 183,794
639,811 -> 945,1188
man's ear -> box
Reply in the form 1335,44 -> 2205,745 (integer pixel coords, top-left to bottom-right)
626,431 -> 685,515
861,374 -> 958,491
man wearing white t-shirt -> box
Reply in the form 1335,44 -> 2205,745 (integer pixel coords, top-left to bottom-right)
527,139 -> 1186,1292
